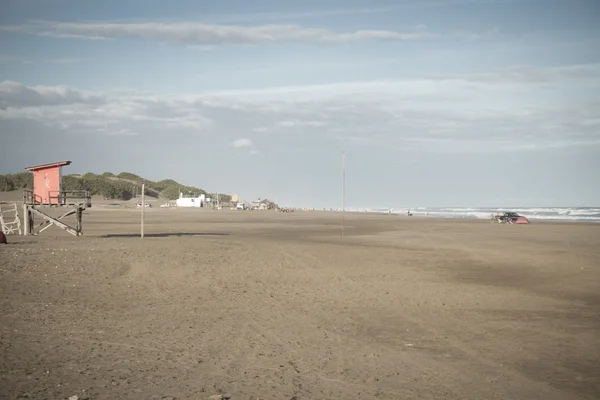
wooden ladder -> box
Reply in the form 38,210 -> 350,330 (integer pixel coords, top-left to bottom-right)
0,203 -> 22,235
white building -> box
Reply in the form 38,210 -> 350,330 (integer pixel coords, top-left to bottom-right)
176,192 -> 206,208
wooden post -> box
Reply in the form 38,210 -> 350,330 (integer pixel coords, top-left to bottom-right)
22,205 -> 29,236
29,209 -> 33,235
141,183 -> 145,239
77,206 -> 83,236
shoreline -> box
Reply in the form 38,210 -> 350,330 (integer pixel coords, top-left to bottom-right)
296,208 -> 600,224
86,206 -> 600,225
1,191 -> 598,224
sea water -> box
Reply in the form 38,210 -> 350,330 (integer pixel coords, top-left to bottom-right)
337,207 -> 600,223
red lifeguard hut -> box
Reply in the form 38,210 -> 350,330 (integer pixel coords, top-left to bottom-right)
22,161 -> 91,236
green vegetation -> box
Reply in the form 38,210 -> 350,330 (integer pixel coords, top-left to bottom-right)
0,172 -> 32,191
116,172 -> 142,181
0,171 -> 232,202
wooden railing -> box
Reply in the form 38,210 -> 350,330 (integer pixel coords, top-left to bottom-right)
23,189 -> 91,207
23,189 -> 42,205
50,190 -> 92,207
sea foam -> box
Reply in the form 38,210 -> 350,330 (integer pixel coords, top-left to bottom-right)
335,207 -> 600,223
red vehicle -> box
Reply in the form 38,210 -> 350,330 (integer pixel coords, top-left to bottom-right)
491,212 -> 530,224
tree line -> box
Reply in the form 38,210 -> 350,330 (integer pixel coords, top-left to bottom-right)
0,171 -> 231,202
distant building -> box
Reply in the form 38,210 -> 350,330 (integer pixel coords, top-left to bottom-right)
176,192 -> 205,208
251,198 -> 273,210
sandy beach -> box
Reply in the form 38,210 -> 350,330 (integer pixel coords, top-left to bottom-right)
1,205 -> 599,399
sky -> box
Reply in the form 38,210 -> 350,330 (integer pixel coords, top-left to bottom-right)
0,0 -> 599,208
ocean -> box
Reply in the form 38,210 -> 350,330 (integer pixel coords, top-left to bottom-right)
338,207 -> 600,223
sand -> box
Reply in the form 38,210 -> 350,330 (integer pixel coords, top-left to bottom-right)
0,204 -> 599,400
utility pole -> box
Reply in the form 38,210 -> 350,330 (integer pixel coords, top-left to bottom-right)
141,183 -> 145,239
342,151 -> 346,243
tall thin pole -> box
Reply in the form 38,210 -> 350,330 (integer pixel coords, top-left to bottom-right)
141,183 -> 145,239
342,151 -> 346,242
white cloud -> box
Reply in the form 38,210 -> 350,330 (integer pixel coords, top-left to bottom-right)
0,20 -> 437,45
232,138 -> 253,148
1,64 -> 598,151
277,120 -> 328,128
0,80 -> 103,107
424,63 -> 600,83
0,80 -> 211,135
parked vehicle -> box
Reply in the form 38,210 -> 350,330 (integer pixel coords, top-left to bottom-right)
491,212 -> 520,223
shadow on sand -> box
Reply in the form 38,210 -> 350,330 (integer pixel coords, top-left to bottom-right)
100,232 -> 229,238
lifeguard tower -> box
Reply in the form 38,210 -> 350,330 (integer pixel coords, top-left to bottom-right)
22,161 -> 91,236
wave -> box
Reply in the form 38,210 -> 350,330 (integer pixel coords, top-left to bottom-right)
335,207 -> 600,223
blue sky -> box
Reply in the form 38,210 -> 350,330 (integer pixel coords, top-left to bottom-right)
1,0 -> 599,207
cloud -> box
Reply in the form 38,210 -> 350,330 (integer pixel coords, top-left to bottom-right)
232,138 -> 253,148
1,63 -> 598,152
0,80 -> 103,108
278,120 -> 328,128
0,80 -> 211,135
214,5 -> 403,23
202,0 -> 515,24
0,20 -> 438,45
424,63 -> 600,83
